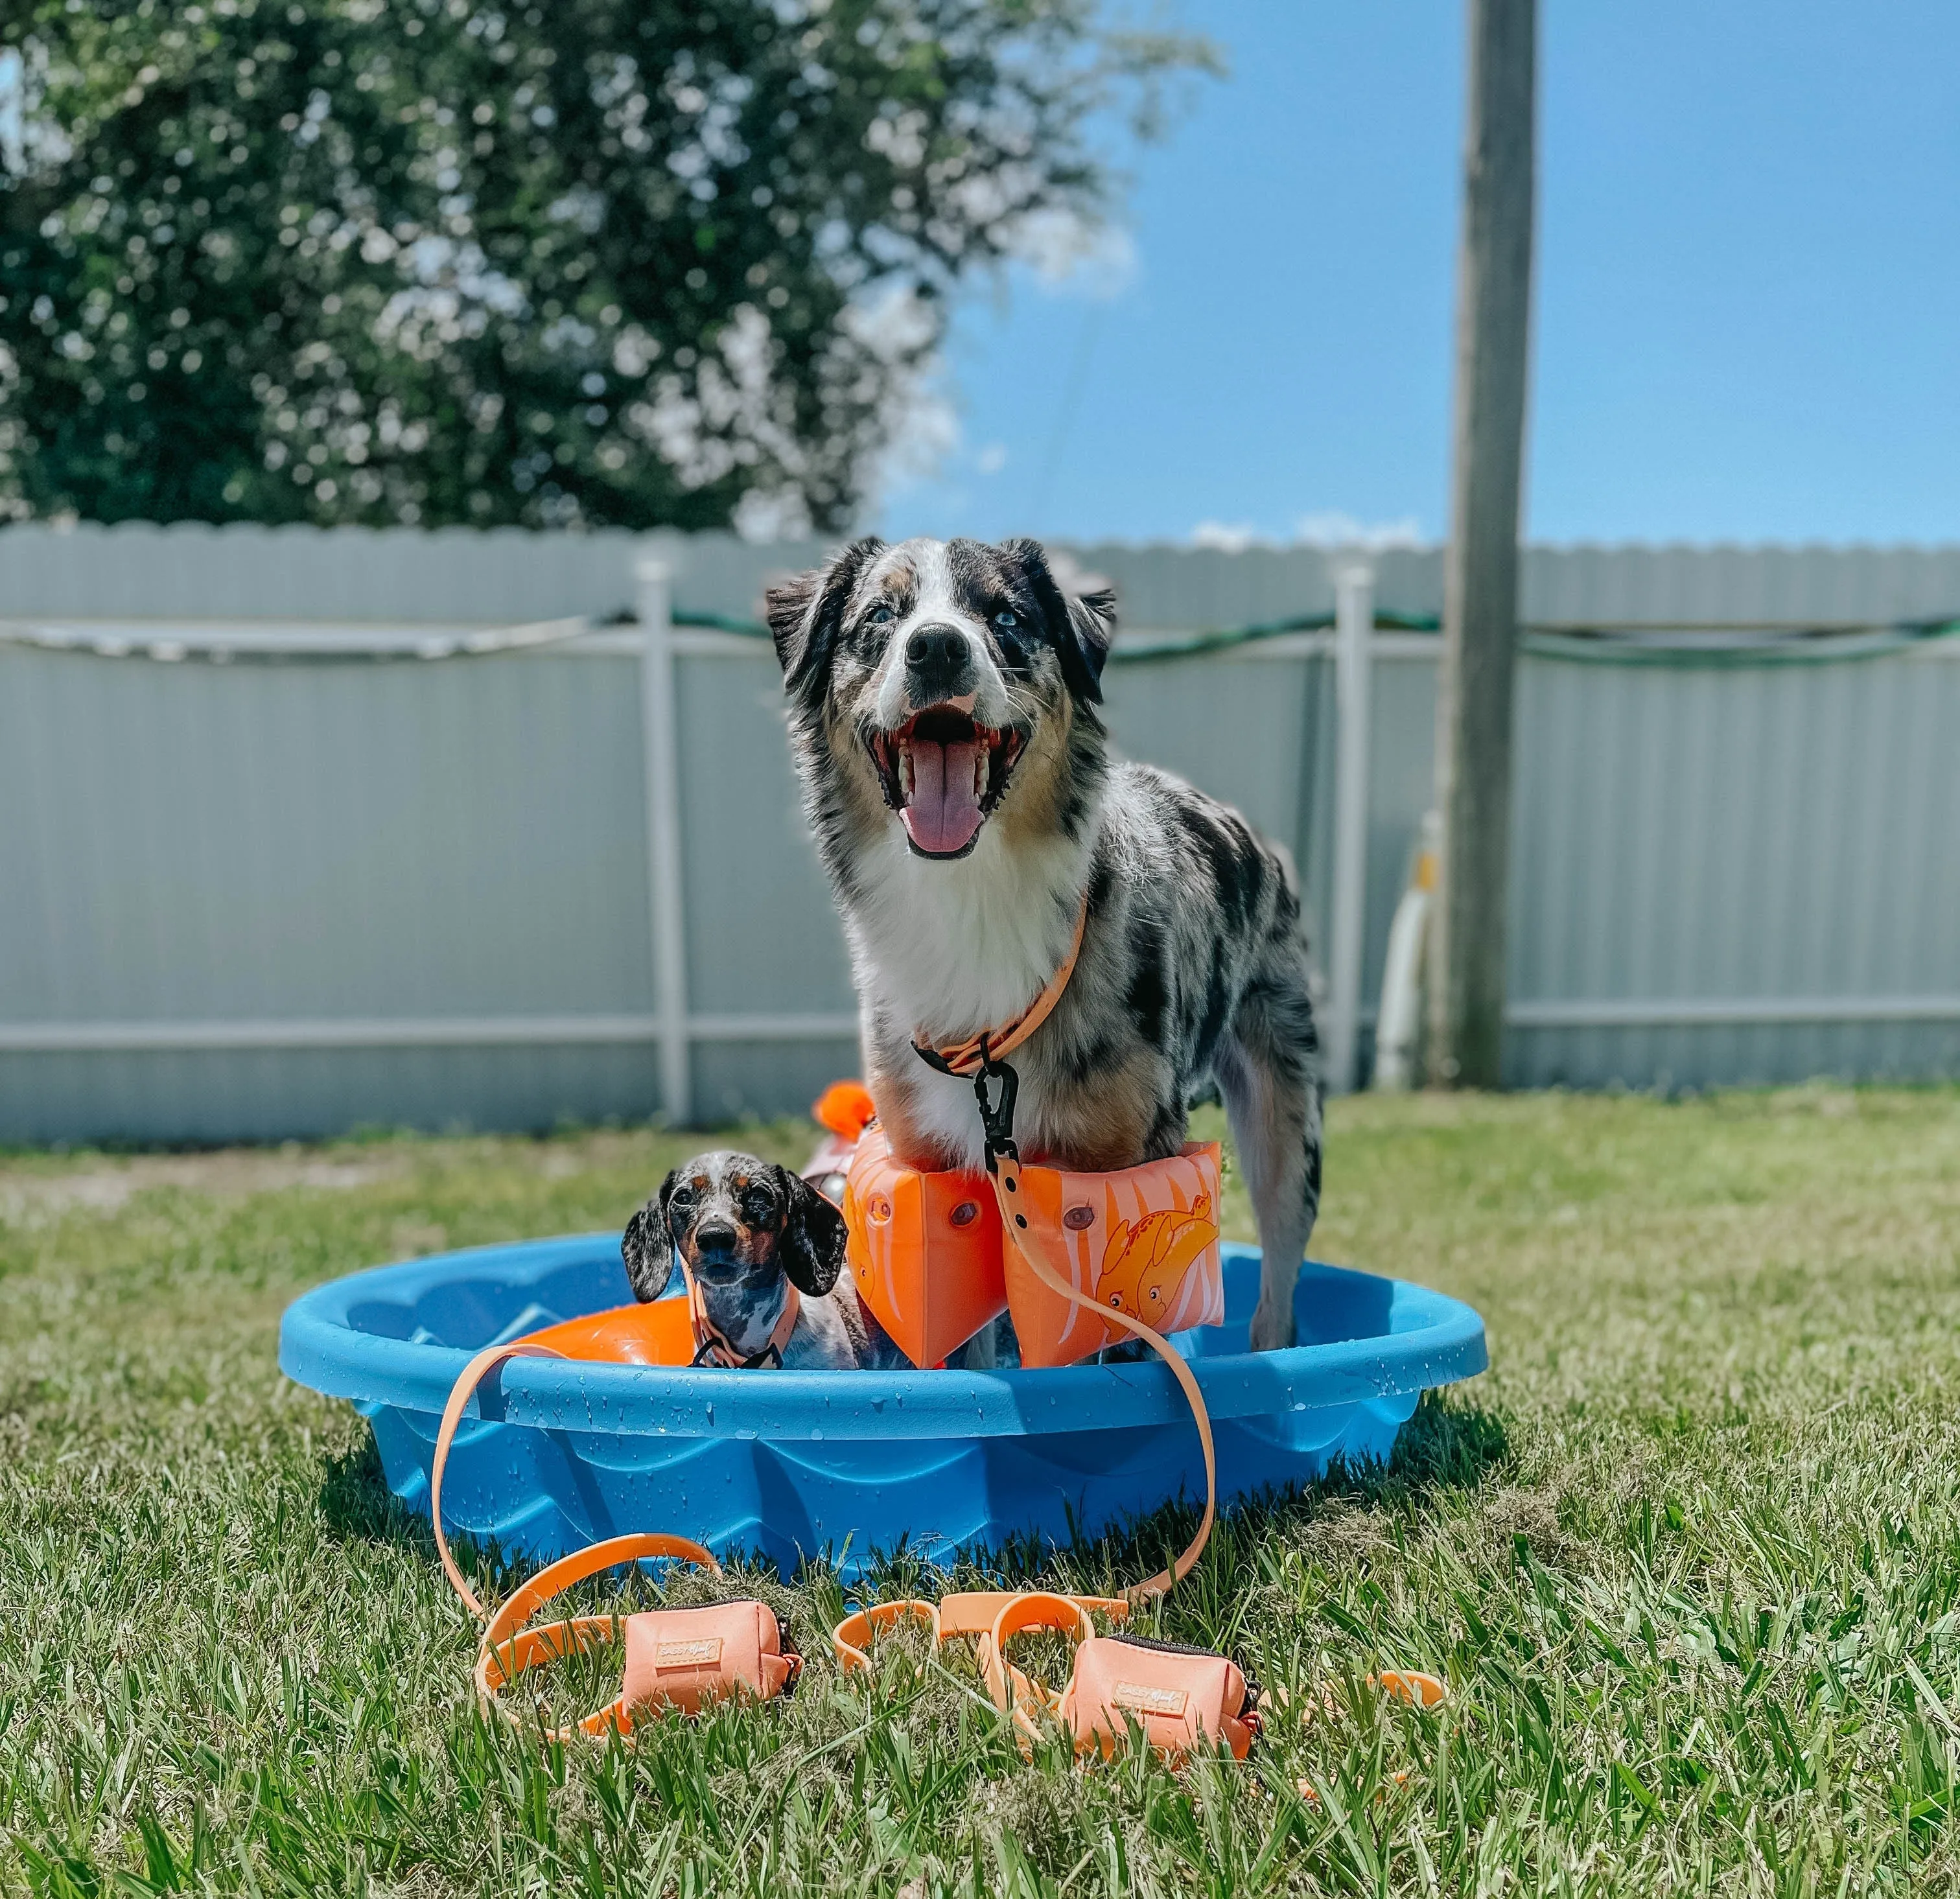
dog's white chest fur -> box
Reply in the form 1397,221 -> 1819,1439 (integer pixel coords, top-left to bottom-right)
845,824 -> 1093,1172
849,824 -> 1090,1041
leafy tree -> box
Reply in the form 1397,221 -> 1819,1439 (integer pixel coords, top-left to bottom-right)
0,3 -> 1208,531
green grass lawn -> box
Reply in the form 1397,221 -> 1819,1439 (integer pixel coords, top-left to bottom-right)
4,1088 -> 1958,1896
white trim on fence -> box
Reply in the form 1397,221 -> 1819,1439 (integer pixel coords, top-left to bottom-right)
0,1016 -> 665,1051
0,1013 -> 863,1053
1323,563 -> 1375,1094
0,620 -> 1460,662
12,997 -> 1958,1053
637,561 -> 694,1123
1505,996 -> 1960,1029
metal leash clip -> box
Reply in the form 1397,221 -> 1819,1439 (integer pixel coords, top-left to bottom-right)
972,1042 -> 1020,1167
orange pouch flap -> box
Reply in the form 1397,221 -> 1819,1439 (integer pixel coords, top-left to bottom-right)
620,1602 -> 796,1719
1005,1142 -> 1224,1368
844,1124 -> 1005,1368
1062,1633 -> 1256,1760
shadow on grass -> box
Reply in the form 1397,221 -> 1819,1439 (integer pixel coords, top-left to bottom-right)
320,1430 -> 432,1548
1368,1389 -> 1511,1496
317,1427 -> 582,1614
903,1390 -> 1513,1603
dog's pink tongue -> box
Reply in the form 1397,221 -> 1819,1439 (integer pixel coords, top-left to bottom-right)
902,738 -> 984,854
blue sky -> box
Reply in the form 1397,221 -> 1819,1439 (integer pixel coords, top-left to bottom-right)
875,0 -> 1960,548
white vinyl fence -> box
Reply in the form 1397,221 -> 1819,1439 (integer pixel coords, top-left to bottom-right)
1,524 -> 1956,1143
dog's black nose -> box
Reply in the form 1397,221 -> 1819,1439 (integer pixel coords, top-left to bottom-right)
694,1220 -> 739,1260
905,623 -> 967,673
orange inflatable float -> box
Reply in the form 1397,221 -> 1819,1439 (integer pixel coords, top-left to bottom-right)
843,1124 -> 1007,1369
840,1119 -> 1222,1371
998,1143 -> 1222,1368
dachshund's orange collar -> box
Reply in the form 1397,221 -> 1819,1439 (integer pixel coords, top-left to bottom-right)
684,1267 -> 800,1369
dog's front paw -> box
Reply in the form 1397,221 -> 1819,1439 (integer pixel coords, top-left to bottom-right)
1247,1299 -> 1296,1354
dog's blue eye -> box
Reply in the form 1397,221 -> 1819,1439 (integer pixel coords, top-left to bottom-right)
994,609 -> 1018,631
869,603 -> 894,625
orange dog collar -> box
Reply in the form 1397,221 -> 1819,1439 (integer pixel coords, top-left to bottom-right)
684,1266 -> 800,1369
911,894 -> 1089,1079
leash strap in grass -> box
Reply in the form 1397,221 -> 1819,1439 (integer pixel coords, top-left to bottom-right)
430,1339 -> 738,1739
979,1593 -> 1097,1750
830,1598 -> 942,1672
829,1592 -> 1128,1677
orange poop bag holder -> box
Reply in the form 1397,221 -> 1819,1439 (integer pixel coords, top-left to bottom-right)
430,1341 -> 801,1738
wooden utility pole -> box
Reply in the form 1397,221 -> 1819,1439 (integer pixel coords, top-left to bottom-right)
1430,0 -> 1537,1088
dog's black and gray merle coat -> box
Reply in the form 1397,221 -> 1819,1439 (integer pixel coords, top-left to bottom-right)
622,1151 -> 893,1370
766,535 -> 1323,1353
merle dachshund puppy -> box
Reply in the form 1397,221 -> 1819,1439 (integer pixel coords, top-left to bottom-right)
622,1151 -> 890,1369
766,536 -> 1323,1354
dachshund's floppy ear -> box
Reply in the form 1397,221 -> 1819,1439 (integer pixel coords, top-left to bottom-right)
775,1165 -> 847,1298
621,1172 -> 679,1303
764,536 -> 883,706
1003,537 -> 1113,705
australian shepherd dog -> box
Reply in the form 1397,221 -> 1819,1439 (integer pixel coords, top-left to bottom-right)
766,535 -> 1322,1353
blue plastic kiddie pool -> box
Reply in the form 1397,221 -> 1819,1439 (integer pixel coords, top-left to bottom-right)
280,1238 -> 1486,1580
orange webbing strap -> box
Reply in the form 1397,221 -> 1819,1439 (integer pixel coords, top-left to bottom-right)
979,1592 -> 1097,1749
935,1590 -> 1129,1641
472,1531 -> 725,1740
430,1336 -> 725,1738
830,1598 -> 942,1672
830,1592 -> 1125,1670
988,1151 -> 1217,1600
432,1339 -> 570,1620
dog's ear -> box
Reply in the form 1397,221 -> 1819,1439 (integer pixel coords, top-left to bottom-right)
1003,537 -> 1114,705
765,537 -> 883,703
1064,586 -> 1115,701
775,1165 -> 847,1298
621,1174 -> 679,1302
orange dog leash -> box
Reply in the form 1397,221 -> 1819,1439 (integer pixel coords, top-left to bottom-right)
910,895 -> 1216,1598
830,1589 -> 1262,1762
431,1342 -> 799,1738
915,1039 -> 1217,1600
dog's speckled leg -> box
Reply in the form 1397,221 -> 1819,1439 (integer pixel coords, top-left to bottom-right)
1219,970 -> 1323,1353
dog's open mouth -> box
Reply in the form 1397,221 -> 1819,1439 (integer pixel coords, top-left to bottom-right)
867,706 -> 1025,859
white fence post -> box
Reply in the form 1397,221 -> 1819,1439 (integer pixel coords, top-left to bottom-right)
1325,561 -> 1376,1095
637,558 -> 692,1126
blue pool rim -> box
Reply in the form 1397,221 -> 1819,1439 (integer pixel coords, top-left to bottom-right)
280,1236 -> 1488,1578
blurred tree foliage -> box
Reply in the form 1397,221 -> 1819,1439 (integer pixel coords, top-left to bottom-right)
0,3 -> 1208,531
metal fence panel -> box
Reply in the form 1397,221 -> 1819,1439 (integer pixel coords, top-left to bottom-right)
1508,646 -> 1960,1088
2,523 -> 1956,1141
672,650 -> 853,1020
0,640 -> 666,1139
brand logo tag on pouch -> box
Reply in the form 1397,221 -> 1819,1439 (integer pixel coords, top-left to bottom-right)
655,1637 -> 724,1668
1112,1681 -> 1189,1718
